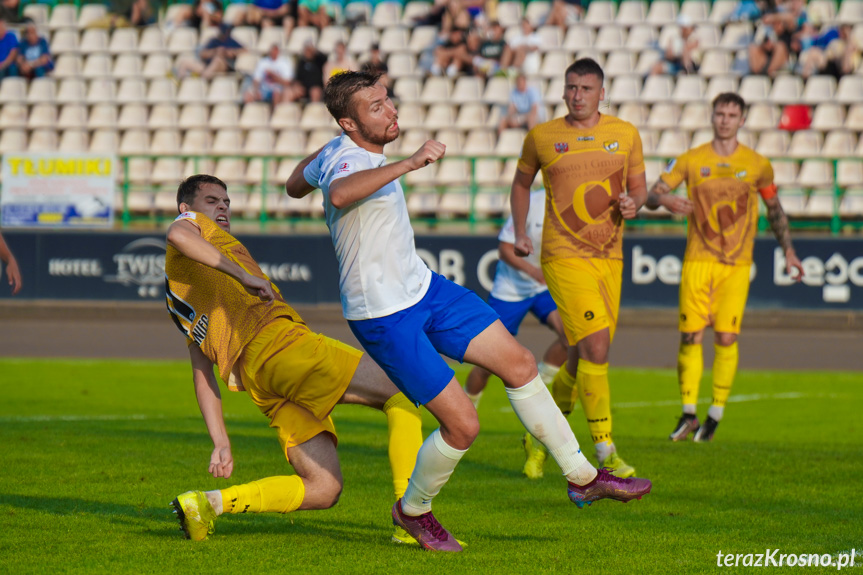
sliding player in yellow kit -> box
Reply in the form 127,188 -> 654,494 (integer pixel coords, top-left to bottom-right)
646,93 -> 804,442
164,175 -> 422,543
510,58 -> 648,478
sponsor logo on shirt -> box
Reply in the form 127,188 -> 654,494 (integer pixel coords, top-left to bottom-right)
701,167 -> 711,177
603,140 -> 619,153
576,136 -> 594,142
664,159 -> 677,173
176,212 -> 196,220
554,142 -> 569,153
337,162 -> 351,173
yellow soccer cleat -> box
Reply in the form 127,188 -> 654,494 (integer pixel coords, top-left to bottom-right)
521,433 -> 548,480
599,452 -> 636,479
171,491 -> 216,541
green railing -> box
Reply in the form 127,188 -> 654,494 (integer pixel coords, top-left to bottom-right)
114,154 -> 861,234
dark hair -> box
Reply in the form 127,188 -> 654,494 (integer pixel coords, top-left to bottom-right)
176,174 -> 227,211
324,70 -> 382,123
565,57 -> 605,84
712,92 -> 746,113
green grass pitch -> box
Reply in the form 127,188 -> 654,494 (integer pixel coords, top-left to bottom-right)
1,358 -> 861,574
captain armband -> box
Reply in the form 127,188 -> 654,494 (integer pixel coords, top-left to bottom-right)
758,183 -> 778,200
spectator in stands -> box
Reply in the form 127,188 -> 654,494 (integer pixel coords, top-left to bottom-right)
431,27 -> 471,77
323,40 -> 359,82
16,23 -> 52,79
497,72 -> 544,135
177,23 -> 245,80
244,43 -> 300,104
748,15 -> 790,77
360,43 -> 394,98
0,229 -> 22,296
798,23 -> 861,80
725,0 -> 767,23
544,0 -> 584,31
88,0 -> 158,29
500,18 -> 542,76
650,14 -> 700,75
171,0 -> 224,31
0,16 -> 19,79
295,38 -> 327,102
472,20 -> 508,78
297,0 -> 333,29
244,0 -> 295,38
0,0 -> 23,24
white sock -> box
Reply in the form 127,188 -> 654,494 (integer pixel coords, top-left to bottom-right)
708,405 -> 725,422
683,403 -> 697,415
401,429 -> 466,516
505,375 -> 596,485
464,387 -> 482,409
205,490 -> 223,516
537,361 -> 560,385
595,440 -> 614,462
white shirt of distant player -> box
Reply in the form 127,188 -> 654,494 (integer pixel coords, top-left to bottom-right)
304,134 -> 431,320
253,56 -> 294,92
491,189 -> 547,302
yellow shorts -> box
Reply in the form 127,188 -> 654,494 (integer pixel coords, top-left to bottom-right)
542,257 -> 623,345
237,318 -> 363,461
679,260 -> 751,334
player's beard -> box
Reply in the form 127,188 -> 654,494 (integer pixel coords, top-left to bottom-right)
357,118 -> 399,147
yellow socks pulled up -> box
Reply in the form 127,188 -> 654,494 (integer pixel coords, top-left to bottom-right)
220,475 -> 305,514
550,365 -> 578,415
677,343 -> 703,413
711,342 -> 738,420
576,359 -> 611,445
383,392 -> 423,500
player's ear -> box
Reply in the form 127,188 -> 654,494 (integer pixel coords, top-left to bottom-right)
337,116 -> 357,134
179,202 -> 191,213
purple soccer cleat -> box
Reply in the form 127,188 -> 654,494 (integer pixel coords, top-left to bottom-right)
391,500 -> 463,552
567,469 -> 653,509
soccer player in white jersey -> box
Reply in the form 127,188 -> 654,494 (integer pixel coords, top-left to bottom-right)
462,189 -> 568,480
285,71 -> 651,552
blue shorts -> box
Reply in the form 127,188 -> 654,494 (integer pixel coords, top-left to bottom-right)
487,290 -> 557,336
348,272 -> 499,406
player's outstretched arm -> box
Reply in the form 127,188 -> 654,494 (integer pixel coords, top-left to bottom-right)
645,179 -> 694,214
329,140 -> 445,209
620,170 -> 649,219
285,146 -> 325,199
500,241 -> 545,284
167,219 -> 275,302
510,168 -> 536,257
189,345 -> 234,479
764,195 -> 804,281
0,231 -> 22,295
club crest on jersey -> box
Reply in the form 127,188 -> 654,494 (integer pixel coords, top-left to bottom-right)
337,162 -> 351,173
603,140 -> 619,153
554,142 -> 569,153
736,169 -> 747,179
701,167 -> 711,177
664,159 -> 677,173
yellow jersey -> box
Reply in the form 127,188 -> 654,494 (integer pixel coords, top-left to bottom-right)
164,211 -> 305,388
660,142 -> 774,265
517,114 -> 645,262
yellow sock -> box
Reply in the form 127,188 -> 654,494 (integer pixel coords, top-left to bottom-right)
383,393 -> 423,500
576,359 -> 611,445
677,343 -> 703,411
712,342 -> 738,409
550,365 -> 578,415
220,475 -> 305,514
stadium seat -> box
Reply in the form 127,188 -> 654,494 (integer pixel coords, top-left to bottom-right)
835,76 -> 863,105
275,129 -> 308,156
113,54 -> 143,79
22,4 -> 49,26
633,50 -> 662,75
207,77 -> 239,104
142,54 -> 172,79
300,102 -> 336,130
739,75 -> 771,104
768,76 -> 804,105
536,25 -> 563,51
434,128 -> 465,155
798,160 -> 834,188
640,75 -> 673,103
59,129 -> 90,152
639,128 -> 660,155
152,129 -> 182,156
451,76 -> 484,104
595,25 -> 627,51
705,75 -> 739,100
118,103 -> 149,130
57,79 -> 87,104
50,29 -> 80,55
837,0 -> 863,23
378,26 -> 409,54
244,128 -> 276,156
90,129 -> 119,154
563,26 -> 596,51
647,102 -> 682,129
28,129 -> 58,152
177,77 -> 208,104
617,103 -> 649,128
756,130 -> 791,156
408,26 -> 438,54
424,103 -> 457,130
87,78 -> 118,105
656,129 -> 690,157
804,188 -> 837,217
306,129 -> 339,153
455,103 -> 490,131
694,23 -> 722,49
776,187 -> 807,216
346,25 -> 378,56
822,131 -> 857,157
746,103 -> 781,131
387,52 -> 419,78
109,28 -> 139,54
584,1 -> 617,27
462,129 -> 497,157
78,4 -> 108,27
436,158 -> 472,187
146,104 -> 177,130
772,162 -> 800,187
497,1 -> 524,27
151,158 -> 186,186
27,103 -> 57,129
539,51 -> 573,79
0,103 -> 27,129
212,129 -> 243,156
788,130 -> 823,159
209,103 -> 240,129
420,77 -> 453,105
474,158 -> 503,187
672,76 -> 707,103
543,77 -> 564,104
181,129 -> 213,155
393,77 -> 422,103
231,26 -> 259,54
178,103 -> 210,129
256,27 -> 286,54
48,4 -> 78,30
0,76 -> 27,103
810,103 -> 846,131
605,50 -> 637,77
79,29 -> 109,54
53,54 -> 83,79
27,78 -> 57,104
837,160 -> 863,188
802,75 -> 837,105
402,1 -> 432,25
647,1 -> 678,25
239,103 -> 271,130
270,103 -> 302,130
690,128 -> 713,147
625,25 -> 658,51
82,54 -> 112,79
718,22 -> 753,49
147,78 -> 177,104
372,2 -> 403,28
680,0 -> 710,24
709,0 -> 737,23
223,3 -> 249,25
0,129 -> 27,154
496,129 -> 527,156
699,50 -> 732,77
608,75 -> 642,104
524,1 -> 551,26
168,27 -> 199,55
845,104 -> 863,131
233,52 -> 258,77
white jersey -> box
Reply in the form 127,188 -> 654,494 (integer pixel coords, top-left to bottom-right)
304,134 -> 432,320
491,189 -> 547,302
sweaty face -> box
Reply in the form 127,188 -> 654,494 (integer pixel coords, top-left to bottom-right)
712,103 -> 745,140
185,183 -> 231,232
350,83 -> 399,149
563,72 -> 604,122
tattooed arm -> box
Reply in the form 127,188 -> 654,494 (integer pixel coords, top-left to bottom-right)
645,179 -> 693,214
763,195 -> 804,281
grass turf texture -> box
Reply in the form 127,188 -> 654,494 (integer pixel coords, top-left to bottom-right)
1,359 -> 861,574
